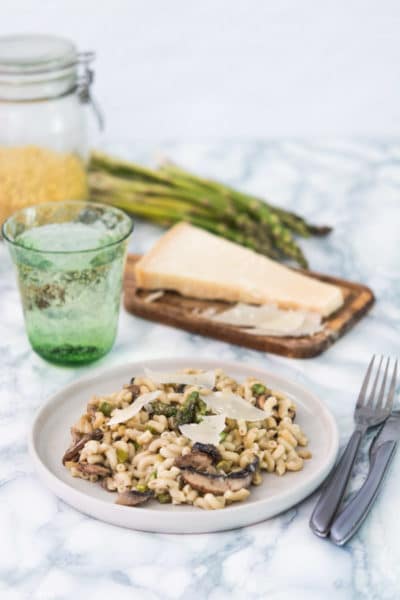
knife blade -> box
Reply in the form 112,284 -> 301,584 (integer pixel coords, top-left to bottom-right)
330,411 -> 400,545
370,410 -> 400,456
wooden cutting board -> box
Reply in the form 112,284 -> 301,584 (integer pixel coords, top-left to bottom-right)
124,254 -> 374,359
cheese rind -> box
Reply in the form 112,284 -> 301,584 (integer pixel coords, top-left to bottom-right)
134,223 -> 343,317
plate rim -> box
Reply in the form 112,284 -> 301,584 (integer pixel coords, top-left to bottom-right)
29,357 -> 339,533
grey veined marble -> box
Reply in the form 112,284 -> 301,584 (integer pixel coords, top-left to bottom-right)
1,140 -> 400,600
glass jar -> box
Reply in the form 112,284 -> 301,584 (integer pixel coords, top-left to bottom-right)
0,34 -> 102,224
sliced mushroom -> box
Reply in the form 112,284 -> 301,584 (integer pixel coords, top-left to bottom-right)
175,442 -> 221,470
116,489 -> 154,506
70,427 -> 83,444
123,383 -> 141,398
192,443 -> 221,465
76,463 -> 111,478
180,457 -> 259,496
175,452 -> 213,471
62,429 -> 103,464
100,478 -> 114,491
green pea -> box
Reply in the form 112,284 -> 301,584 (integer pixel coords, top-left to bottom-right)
99,401 -> 112,417
216,460 -> 232,472
157,492 -> 172,504
145,425 -> 159,434
251,383 -> 267,397
136,484 -> 148,493
116,448 -> 129,463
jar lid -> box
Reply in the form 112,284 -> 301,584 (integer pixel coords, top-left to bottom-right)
0,34 -> 81,74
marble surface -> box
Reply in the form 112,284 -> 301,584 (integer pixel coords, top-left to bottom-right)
1,140 -> 400,600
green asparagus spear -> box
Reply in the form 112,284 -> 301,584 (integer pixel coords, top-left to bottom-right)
89,151 -> 332,268
146,402 -> 178,418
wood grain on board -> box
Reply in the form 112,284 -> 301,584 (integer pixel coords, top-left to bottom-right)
124,254 -> 374,358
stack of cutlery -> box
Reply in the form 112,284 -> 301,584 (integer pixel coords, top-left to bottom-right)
310,356 -> 398,545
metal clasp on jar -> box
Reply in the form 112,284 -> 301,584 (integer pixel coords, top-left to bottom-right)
77,51 -> 104,130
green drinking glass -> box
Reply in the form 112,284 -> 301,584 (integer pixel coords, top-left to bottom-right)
2,200 -> 133,365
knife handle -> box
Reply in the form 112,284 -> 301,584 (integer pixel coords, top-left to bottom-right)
309,429 -> 363,537
330,441 -> 396,546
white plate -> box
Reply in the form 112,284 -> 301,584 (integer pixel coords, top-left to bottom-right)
29,358 -> 339,534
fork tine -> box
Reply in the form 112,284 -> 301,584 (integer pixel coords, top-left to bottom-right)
375,357 -> 390,411
366,355 -> 384,407
382,359 -> 398,414
355,355 -> 375,410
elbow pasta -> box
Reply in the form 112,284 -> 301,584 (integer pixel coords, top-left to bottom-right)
63,368 -> 312,510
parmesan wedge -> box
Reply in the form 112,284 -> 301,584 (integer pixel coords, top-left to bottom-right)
134,223 -> 343,317
210,303 -> 323,337
201,391 -> 270,421
144,369 -> 215,388
108,391 -> 162,425
179,415 -> 226,445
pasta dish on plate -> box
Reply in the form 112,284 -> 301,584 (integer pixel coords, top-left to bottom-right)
63,368 -> 312,510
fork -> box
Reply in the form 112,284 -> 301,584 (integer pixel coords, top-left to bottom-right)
309,355 -> 395,538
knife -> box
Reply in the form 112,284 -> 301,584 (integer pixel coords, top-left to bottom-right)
330,410 -> 400,546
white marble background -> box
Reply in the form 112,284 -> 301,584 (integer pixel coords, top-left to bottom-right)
2,0 -> 400,139
1,140 -> 400,599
